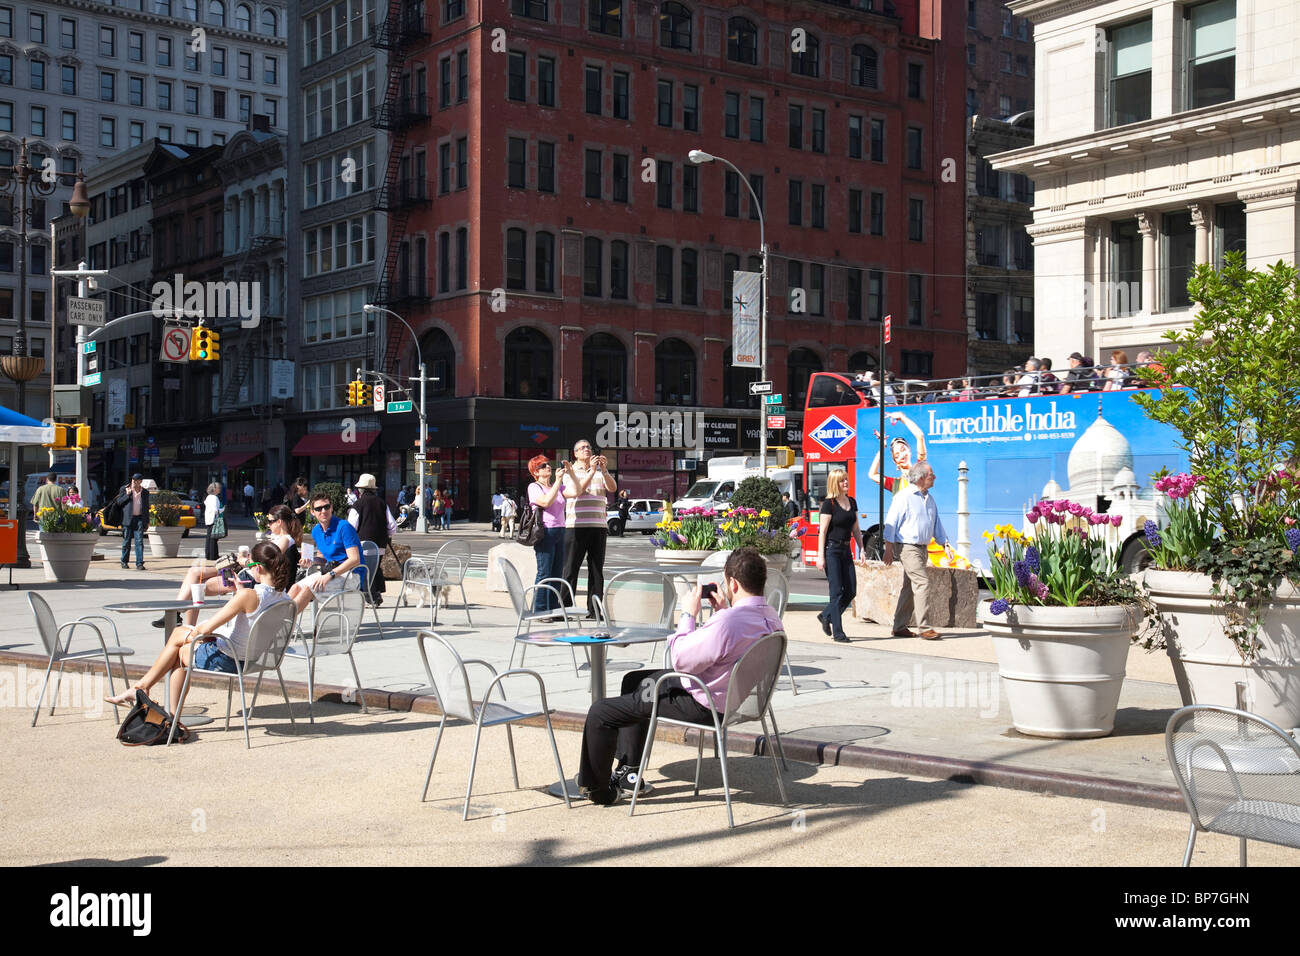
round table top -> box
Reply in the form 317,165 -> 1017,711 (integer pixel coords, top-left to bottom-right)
613,564 -> 715,577
517,625 -> 671,647
103,599 -> 225,613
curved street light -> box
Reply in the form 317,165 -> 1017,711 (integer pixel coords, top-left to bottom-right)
363,304 -> 430,533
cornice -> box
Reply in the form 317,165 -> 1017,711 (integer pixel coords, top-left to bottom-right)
1024,217 -> 1088,238
1237,181 -> 1300,203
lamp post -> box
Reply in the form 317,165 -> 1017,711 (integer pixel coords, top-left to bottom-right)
688,148 -> 769,476
363,304 -> 429,533
0,140 -> 89,567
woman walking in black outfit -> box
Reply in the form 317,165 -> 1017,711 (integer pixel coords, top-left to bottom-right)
815,468 -> 865,643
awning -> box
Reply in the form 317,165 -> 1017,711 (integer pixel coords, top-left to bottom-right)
0,404 -> 54,445
209,450 -> 261,469
291,430 -> 380,457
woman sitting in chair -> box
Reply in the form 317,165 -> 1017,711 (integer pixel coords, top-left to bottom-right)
106,541 -> 298,711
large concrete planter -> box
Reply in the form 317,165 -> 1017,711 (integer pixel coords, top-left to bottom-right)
38,533 -> 99,583
761,553 -> 792,578
147,525 -> 185,558
1144,569 -> 1300,729
978,601 -> 1136,739
657,549 -> 723,604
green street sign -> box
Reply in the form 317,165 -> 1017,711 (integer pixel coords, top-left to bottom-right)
386,400 -> 413,413
766,405 -> 785,414
82,341 -> 97,354
83,372 -> 102,386
763,393 -> 783,404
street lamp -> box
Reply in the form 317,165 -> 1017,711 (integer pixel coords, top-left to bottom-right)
362,304 -> 430,533
0,142 -> 89,567
688,148 -> 769,476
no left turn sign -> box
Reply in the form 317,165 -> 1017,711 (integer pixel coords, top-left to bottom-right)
161,325 -> 191,363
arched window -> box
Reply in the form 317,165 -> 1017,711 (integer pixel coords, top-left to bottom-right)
723,346 -> 759,409
184,0 -> 199,20
851,43 -> 878,88
505,327 -> 552,399
260,8 -> 277,35
235,3 -> 251,30
655,338 -> 696,407
727,17 -> 758,65
848,351 -> 878,376
791,33 -> 820,78
659,2 -> 692,50
583,333 -> 627,403
208,0 -> 226,26
787,348 -> 824,409
419,327 -> 456,397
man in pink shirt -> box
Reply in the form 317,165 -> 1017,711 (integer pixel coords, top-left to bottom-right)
576,547 -> 781,805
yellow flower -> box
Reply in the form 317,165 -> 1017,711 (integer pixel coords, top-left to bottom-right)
982,531 -> 994,541
759,509 -> 771,518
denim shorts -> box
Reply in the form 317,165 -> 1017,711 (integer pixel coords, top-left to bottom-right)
193,642 -> 239,674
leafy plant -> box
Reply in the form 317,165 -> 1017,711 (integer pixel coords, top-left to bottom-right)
727,476 -> 786,530
1198,534 -> 1300,660
651,506 -> 719,550
36,491 -> 94,534
253,511 -> 270,534
149,490 -> 185,528
1141,471 -> 1216,570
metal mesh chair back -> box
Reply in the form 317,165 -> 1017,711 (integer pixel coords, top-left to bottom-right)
764,569 -> 789,618
313,590 -> 365,654
497,557 -> 527,616
604,572 -> 676,629
238,601 -> 298,673
417,630 -> 476,722
360,540 -> 381,600
1166,705 -> 1300,846
433,539 -> 470,586
722,631 -> 787,726
27,593 -> 60,657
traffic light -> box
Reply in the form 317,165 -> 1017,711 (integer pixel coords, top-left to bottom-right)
191,326 -> 214,360
360,383 -> 373,406
346,381 -> 358,406
73,425 -> 90,450
771,446 -> 795,468
206,329 -> 221,362
43,424 -> 70,449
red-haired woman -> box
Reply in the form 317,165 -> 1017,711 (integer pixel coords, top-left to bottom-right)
526,454 -> 569,613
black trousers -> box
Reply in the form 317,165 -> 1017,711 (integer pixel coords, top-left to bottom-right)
562,526 -> 607,618
577,669 -> 714,790
204,523 -> 220,561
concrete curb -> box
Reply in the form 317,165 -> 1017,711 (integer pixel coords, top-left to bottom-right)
4,648 -> 1183,813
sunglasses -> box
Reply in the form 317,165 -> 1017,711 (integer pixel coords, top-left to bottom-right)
312,504 -> 331,512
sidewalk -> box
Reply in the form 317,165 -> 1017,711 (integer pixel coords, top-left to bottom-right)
0,536 -> 1191,813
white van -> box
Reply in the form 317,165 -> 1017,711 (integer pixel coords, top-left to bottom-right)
671,456 -> 802,513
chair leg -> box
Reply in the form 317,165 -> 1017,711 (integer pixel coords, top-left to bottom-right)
766,704 -> 789,772
1182,824 -> 1197,867
167,669 -> 195,744
463,717 -> 488,821
694,733 -> 705,795
348,652 -> 368,714
629,709 -> 662,818
249,672 -> 266,719
543,713 -> 572,810
306,656 -> 316,725
505,723 -> 520,789
717,727 -> 735,829
460,583 -> 472,626
391,572 -> 406,622
50,658 -> 67,716
370,603 -> 385,640
276,669 -> 295,728
1240,837 -> 1247,868
237,675 -> 252,749
420,715 -> 447,801
224,682 -> 234,731
784,647 -> 799,696
31,653 -> 58,727
760,714 -> 789,805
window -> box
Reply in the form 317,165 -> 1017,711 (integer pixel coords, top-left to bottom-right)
0,101 -> 9,132
439,57 -> 451,108
583,333 -> 627,402
728,17 -> 758,65
788,180 -> 802,226
439,143 -> 451,193
791,34 -> 819,77
589,0 -> 622,36
846,269 -> 863,321
848,189 -> 863,234
535,232 -> 555,293
655,339 -> 695,406
457,50 -> 467,102
788,104 -> 803,149
455,227 -> 467,289
100,26 -> 115,57
1214,201 -> 1246,269
907,275 -> 923,325
999,94 -> 1012,117
1013,296 -> 1033,344
128,120 -> 143,146
158,125 -> 171,142
907,63 -> 923,99
848,115 -> 863,159
505,51 -> 527,102
808,265 -> 824,316
807,108 -> 825,154
660,1 -> 691,49
976,292 -> 999,340
786,260 -> 803,313
870,192 -> 884,236
60,17 -> 75,50
612,71 -> 628,118
100,117 -> 115,148
583,236 -> 602,297
239,92 -> 250,123
749,95 -> 764,142
683,84 -> 698,132
1185,0 -> 1235,109
610,241 -> 628,299
1163,211 -> 1196,310
901,351 -> 933,377
905,127 -> 923,169
908,198 -> 923,241
438,232 -> 449,293
209,0 -> 226,26
158,80 -> 172,110
725,92 -> 740,138
868,270 -> 884,321
1108,18 -> 1152,127
967,43 -> 976,66
505,328 -> 552,399
61,110 -> 76,141
456,137 -> 467,188
1110,220 -> 1143,316
584,149 -> 602,199
682,164 -> 698,212
1016,54 -> 1029,76
655,245 -> 674,303
235,2 -> 251,30
610,152 -> 627,201
870,118 -> 884,161
264,55 -> 277,85
185,85 -> 199,113
538,57 -> 555,107
852,44 -> 878,88
61,65 -> 76,96
186,46 -> 200,71
506,228 -> 527,290
657,80 -> 673,127
507,136 -> 527,187
0,8 -> 8,38
513,0 -> 549,20
724,170 -> 740,218
1002,7 -> 1013,36
29,105 -> 43,136
30,61 -> 44,90
748,173 -> 763,220
656,160 -> 673,208
585,66 -> 601,115
29,12 -> 44,44
811,184 -> 825,229
212,46 -> 226,76
157,36 -> 172,67
681,248 -> 698,306
213,89 -> 226,118
538,141 -> 555,192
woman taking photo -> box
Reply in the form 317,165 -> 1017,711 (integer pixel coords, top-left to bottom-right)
203,482 -> 224,561
526,454 -> 569,613
285,477 -> 310,518
815,468 -> 864,644
105,541 -> 298,711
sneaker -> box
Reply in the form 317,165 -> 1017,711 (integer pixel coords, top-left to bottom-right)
581,783 -> 621,806
613,765 -> 653,795
120,562 -> 129,569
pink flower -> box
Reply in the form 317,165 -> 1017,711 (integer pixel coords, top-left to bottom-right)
1068,502 -> 1084,516
1053,500 -> 1069,514
1109,514 -> 1122,527
1026,511 -> 1040,524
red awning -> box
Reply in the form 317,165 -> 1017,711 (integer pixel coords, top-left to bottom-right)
291,430 -> 381,456
209,450 -> 261,469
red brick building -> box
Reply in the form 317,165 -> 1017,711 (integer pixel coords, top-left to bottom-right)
375,0 -> 967,509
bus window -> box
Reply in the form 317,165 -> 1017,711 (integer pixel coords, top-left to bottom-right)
806,461 -> 843,513
807,374 -> 862,410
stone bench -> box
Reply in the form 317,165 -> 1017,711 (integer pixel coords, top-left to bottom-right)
853,561 -> 980,628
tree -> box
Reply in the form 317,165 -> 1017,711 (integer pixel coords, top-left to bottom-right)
727,476 -> 786,529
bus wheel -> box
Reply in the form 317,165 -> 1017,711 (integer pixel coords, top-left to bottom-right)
1120,535 -> 1152,576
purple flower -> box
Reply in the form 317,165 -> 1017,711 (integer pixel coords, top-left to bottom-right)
1053,500 -> 1070,514
1026,510 -> 1040,524
1144,519 -> 1161,548
1109,514 -> 1123,528
1286,527 -> 1300,552
989,598 -> 1010,615
1013,560 -> 1031,587
1024,545 -> 1040,573
1068,502 -> 1084,516
1036,581 -> 1050,600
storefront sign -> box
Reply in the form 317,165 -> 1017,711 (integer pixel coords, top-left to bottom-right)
179,434 -> 220,459
519,423 -> 560,445
703,419 -> 738,448
220,425 -> 264,452
618,450 -> 673,470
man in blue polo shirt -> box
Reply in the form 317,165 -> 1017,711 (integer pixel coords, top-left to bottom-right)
290,490 -> 363,613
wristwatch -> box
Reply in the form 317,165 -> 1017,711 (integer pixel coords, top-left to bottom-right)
327,570 -> 336,579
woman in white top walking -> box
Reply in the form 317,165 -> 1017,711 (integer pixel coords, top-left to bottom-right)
203,482 -> 224,561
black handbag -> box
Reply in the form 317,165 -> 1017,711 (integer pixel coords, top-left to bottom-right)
514,501 -> 545,547
116,689 -> 189,746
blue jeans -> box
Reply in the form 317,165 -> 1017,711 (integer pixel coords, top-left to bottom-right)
121,515 -> 145,567
819,544 -> 857,640
532,526 -> 566,613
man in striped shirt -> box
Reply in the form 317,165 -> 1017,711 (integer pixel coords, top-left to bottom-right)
561,438 -> 617,619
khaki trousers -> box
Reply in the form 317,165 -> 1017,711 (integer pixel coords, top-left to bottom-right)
891,542 -> 932,631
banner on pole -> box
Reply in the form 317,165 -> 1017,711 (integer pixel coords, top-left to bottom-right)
731,271 -> 761,368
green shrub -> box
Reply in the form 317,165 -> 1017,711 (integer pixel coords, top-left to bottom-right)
727,476 -> 786,530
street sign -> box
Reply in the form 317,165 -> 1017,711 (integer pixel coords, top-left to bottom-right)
766,405 -> 785,414
386,400 -> 413,413
68,297 -> 106,328
160,325 -> 191,363
82,341 -> 97,354
767,415 -> 786,429
763,393 -> 783,404
413,454 -> 428,462
83,372 -> 102,386
372,383 -> 385,412
748,381 -> 773,396
884,313 -> 892,345
86,354 -> 99,373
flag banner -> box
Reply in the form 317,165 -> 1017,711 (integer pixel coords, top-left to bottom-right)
731,271 -> 761,368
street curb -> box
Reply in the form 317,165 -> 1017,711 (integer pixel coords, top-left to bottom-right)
3,648 -> 1183,813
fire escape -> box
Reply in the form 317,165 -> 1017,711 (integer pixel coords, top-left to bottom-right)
220,219 -> 282,408
372,0 -> 432,374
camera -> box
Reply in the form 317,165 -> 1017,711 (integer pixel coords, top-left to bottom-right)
701,583 -> 717,599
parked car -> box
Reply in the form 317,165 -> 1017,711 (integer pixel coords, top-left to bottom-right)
96,494 -> 201,537
607,498 -> 666,535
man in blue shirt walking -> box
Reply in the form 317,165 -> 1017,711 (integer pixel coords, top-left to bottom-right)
882,461 -> 954,640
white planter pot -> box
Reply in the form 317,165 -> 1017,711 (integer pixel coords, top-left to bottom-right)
38,533 -> 99,583
978,601 -> 1136,739
761,553 -> 791,579
1144,569 -> 1300,729
147,525 -> 185,558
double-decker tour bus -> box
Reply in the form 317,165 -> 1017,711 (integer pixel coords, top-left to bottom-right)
798,371 -> 1190,573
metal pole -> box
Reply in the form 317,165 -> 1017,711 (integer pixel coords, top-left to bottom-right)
416,361 -> 427,534
759,237 -> 768,478
75,262 -> 88,505
878,317 -> 886,559
12,159 -> 30,567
